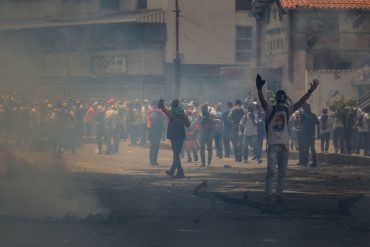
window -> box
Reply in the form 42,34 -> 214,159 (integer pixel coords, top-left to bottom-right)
236,26 -> 252,63
236,0 -> 252,11
138,0 -> 147,9
100,0 -> 119,10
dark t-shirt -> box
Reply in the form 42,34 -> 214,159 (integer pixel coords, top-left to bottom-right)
301,112 -> 319,137
222,110 -> 232,133
167,114 -> 186,140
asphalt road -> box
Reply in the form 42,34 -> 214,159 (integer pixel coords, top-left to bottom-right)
0,141 -> 369,247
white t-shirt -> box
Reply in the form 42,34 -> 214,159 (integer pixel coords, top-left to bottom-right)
240,113 -> 257,136
265,104 -> 294,145
358,113 -> 369,132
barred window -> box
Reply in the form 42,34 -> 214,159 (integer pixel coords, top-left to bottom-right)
236,26 -> 252,63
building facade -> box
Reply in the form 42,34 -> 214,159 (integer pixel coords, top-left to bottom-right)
0,0 -> 165,99
251,0 -> 370,112
0,0 -> 256,102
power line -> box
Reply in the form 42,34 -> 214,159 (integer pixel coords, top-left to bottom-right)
181,30 -> 228,60
180,14 -> 236,45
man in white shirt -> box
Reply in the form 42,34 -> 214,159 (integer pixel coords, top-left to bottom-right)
256,74 -> 319,204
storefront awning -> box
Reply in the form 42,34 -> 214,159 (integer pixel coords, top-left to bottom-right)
0,10 -> 166,31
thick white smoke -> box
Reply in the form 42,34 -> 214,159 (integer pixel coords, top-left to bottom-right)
0,149 -> 103,219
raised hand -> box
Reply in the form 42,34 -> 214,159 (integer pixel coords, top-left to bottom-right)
309,78 -> 319,93
256,74 -> 266,90
158,99 -> 165,108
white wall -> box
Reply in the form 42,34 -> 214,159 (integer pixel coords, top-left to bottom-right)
306,70 -> 359,114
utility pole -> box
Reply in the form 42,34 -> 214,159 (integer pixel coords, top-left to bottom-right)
174,0 -> 181,98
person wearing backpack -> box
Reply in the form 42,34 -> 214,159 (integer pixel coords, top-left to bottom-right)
256,74 -> 319,204
319,108 -> 330,153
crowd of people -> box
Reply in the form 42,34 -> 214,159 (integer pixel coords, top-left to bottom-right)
1,76 -> 369,202
290,101 -> 370,163
0,90 -> 369,163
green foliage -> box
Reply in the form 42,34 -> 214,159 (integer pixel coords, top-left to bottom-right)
327,94 -> 356,115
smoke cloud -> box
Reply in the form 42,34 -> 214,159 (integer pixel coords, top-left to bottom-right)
0,149 -> 103,219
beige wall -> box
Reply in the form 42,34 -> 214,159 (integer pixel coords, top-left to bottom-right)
0,0 -> 142,21
165,0 -> 236,65
0,0 -> 59,21
119,0 -> 137,12
306,70 -> 359,114
147,0 -> 168,10
0,47 -> 164,85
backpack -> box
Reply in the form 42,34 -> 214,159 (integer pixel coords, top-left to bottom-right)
265,105 -> 290,134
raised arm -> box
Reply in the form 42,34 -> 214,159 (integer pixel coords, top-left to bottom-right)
256,74 -> 268,111
293,79 -> 319,112
158,99 -> 169,118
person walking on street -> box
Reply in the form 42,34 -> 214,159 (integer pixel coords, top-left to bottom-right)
159,99 -> 190,178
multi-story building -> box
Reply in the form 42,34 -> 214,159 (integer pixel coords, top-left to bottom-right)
0,0 -> 165,99
0,0 -> 256,102
251,0 -> 370,113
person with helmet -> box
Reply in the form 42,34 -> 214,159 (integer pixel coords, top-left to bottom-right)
256,74 -> 319,204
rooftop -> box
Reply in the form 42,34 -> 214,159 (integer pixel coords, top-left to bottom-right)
280,0 -> 370,9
